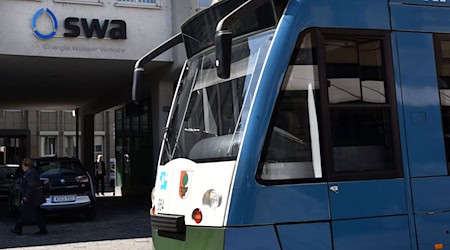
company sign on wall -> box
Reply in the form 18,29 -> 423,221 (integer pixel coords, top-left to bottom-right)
31,8 -> 127,40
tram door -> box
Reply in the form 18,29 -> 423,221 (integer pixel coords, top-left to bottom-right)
260,29 -> 411,249
318,31 -> 411,249
393,31 -> 450,250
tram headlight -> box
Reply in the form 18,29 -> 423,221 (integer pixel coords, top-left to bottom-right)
150,187 -> 156,215
151,187 -> 156,205
202,189 -> 222,209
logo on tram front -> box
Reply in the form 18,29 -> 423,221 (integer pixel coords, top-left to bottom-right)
179,170 -> 193,199
160,171 -> 168,190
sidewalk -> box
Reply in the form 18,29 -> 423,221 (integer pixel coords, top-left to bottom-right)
0,195 -> 153,250
5,238 -> 154,250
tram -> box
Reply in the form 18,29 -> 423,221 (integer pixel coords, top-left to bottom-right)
133,0 -> 450,249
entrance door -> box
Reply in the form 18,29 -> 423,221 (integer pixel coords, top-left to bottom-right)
317,30 -> 411,249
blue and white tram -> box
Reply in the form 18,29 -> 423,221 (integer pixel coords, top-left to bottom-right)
133,0 -> 450,249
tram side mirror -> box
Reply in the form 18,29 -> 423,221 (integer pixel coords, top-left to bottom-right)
132,68 -> 145,103
215,30 -> 232,79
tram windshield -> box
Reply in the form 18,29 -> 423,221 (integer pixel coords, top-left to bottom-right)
160,30 -> 274,164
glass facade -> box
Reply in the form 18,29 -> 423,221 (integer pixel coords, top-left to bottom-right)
114,101 -> 154,192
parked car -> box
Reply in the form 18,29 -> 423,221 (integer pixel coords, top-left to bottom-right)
8,157 -> 96,220
0,164 -> 19,195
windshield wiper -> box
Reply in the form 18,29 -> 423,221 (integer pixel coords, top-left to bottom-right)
161,61 -> 189,162
171,66 -> 200,159
162,127 -> 173,162
273,127 -> 305,145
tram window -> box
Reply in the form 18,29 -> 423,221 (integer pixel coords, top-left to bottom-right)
330,108 -> 394,172
327,40 -> 386,104
259,32 -> 323,181
436,37 -> 450,169
258,30 -> 401,184
325,37 -> 396,174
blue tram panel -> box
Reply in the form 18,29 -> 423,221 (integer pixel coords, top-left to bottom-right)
391,0 -> 450,6
234,1 -> 450,250
416,213 -> 450,250
395,32 -> 447,177
391,4 -> 450,35
332,216 -> 411,250
227,1 -> 450,249
276,223 -> 332,250
328,179 -> 407,220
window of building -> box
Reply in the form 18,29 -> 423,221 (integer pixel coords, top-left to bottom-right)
54,0 -> 103,5
115,0 -> 159,8
41,136 -> 57,156
40,111 -> 58,131
258,29 -> 402,183
436,36 -> 450,169
64,136 -> 79,157
118,0 -> 155,3
0,137 -> 25,165
95,135 -> 104,155
64,111 -> 76,131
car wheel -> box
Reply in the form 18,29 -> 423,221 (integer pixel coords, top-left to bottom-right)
85,207 -> 96,221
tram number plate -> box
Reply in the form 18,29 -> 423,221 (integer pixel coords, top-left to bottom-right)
51,195 -> 76,203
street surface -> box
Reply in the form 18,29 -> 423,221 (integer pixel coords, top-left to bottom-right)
0,193 -> 154,250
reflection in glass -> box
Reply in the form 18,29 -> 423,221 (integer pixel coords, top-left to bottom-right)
441,41 -> 450,59
438,39 -> 450,168
326,39 -> 386,104
325,37 -> 394,173
161,30 -> 274,164
262,32 -> 322,180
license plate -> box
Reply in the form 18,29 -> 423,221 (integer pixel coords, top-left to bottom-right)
51,195 -> 76,203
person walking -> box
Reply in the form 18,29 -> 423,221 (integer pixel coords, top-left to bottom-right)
11,158 -> 47,235
95,154 -> 106,195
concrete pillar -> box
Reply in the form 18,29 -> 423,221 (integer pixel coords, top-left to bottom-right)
104,111 -> 111,176
58,111 -> 64,156
28,110 -> 39,158
81,113 -> 95,178
75,108 -> 80,159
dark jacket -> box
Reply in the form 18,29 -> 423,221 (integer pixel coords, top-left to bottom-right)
21,168 -> 45,207
95,161 -> 106,177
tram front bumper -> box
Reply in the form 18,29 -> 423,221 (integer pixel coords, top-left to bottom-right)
152,224 -> 282,250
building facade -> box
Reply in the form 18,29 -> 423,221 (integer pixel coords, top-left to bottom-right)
0,109 -> 114,177
0,0 -> 212,196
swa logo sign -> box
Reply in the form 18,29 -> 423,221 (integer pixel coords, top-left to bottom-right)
32,8 -> 58,40
31,8 -> 127,40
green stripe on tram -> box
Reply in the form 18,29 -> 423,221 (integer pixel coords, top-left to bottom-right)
152,227 -> 225,250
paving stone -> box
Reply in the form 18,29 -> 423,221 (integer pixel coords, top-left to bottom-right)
0,195 -> 154,250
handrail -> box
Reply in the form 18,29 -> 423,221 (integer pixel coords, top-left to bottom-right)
132,33 -> 184,102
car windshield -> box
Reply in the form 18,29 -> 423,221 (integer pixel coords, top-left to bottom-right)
37,161 -> 84,177
160,30 -> 274,164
